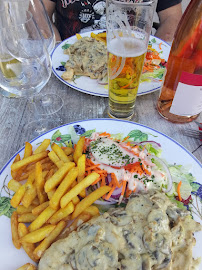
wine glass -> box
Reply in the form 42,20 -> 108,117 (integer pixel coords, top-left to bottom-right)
0,0 -> 58,105
1,0 -> 55,54
0,11 -> 63,136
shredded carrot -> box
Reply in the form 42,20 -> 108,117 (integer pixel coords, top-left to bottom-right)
109,181 -> 113,187
111,173 -> 122,188
122,136 -> 130,142
86,164 -> 101,171
92,176 -> 101,185
142,162 -> 151,176
105,186 -> 116,200
101,174 -> 106,186
125,187 -> 132,198
93,170 -> 107,174
121,181 -> 127,196
99,132 -> 111,137
124,162 -> 144,175
177,181 -> 182,201
86,158 -> 95,166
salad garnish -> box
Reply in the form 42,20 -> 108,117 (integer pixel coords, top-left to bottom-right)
84,131 -> 171,204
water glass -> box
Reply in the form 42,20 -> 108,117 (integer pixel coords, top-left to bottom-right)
106,0 -> 157,120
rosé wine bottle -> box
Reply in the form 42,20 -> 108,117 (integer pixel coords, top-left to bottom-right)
157,0 -> 202,123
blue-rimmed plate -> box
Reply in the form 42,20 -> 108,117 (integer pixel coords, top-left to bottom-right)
0,119 -> 201,269
51,31 -> 170,97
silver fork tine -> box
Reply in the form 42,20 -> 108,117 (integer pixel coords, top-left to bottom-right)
183,129 -> 202,140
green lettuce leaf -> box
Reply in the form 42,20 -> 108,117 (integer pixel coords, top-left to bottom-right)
81,129 -> 96,138
145,143 -> 162,157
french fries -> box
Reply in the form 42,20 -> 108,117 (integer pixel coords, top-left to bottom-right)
45,162 -> 75,192
91,32 -> 106,44
48,151 -> 64,169
20,224 -> 56,243
49,167 -> 78,209
11,154 -> 22,180
60,172 -> 99,208
17,205 -> 35,215
58,212 -> 92,240
48,202 -> 74,225
77,154 -> 86,197
32,201 -> 49,216
21,183 -> 37,208
8,179 -> 22,192
16,263 -> 37,270
33,139 -> 50,154
35,162 -> 47,204
7,136 -> 112,265
18,213 -> 36,223
62,146 -> 74,156
33,220 -> 66,259
11,211 -> 21,249
72,195 -> 80,205
10,184 -> 26,208
72,186 -> 111,219
84,205 -> 100,217
76,33 -> 82,40
51,143 -> 71,163
11,151 -> 48,171
28,206 -> 57,232
18,223 -> 37,262
21,173 -> 37,208
24,142 -> 33,158
73,136 -> 85,163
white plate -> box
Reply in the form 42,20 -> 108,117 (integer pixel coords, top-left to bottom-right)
0,119 -> 201,269
51,30 -> 171,97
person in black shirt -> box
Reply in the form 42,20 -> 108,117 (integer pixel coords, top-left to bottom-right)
43,0 -> 182,42
155,0 -> 182,42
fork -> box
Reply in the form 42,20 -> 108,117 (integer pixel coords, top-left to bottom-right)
194,121 -> 202,129
183,129 -> 202,140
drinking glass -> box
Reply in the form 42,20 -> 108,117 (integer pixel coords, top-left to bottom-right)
106,0 -> 157,120
0,11 -> 62,136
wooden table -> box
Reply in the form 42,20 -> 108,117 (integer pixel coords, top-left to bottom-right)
0,73 -> 201,170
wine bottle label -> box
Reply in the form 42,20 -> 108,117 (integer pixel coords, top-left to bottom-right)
169,72 -> 202,116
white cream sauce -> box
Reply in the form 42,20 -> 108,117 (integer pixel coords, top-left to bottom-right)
39,191 -> 202,270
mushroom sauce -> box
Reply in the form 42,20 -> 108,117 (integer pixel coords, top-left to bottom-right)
61,37 -> 107,81
39,191 -> 201,270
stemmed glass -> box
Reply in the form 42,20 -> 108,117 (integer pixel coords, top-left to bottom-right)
1,0 -> 55,54
0,0 -> 60,108
0,11 -> 62,136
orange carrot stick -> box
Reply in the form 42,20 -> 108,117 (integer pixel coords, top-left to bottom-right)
105,186 -> 116,200
122,136 -> 130,142
92,176 -> 101,185
177,181 -> 182,201
111,173 -> 122,188
99,132 -> 111,137
101,174 -> 106,186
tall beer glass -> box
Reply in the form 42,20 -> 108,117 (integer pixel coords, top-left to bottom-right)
106,0 -> 157,120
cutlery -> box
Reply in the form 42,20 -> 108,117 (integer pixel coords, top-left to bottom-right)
194,121 -> 202,129
183,129 -> 202,140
